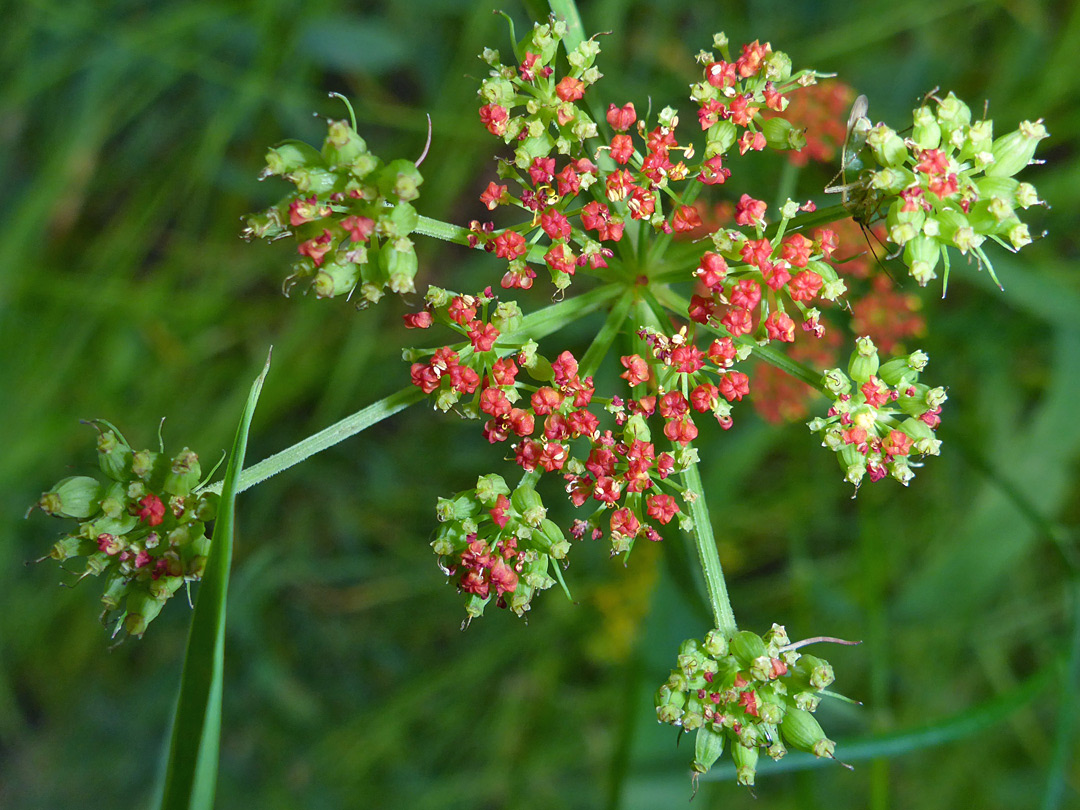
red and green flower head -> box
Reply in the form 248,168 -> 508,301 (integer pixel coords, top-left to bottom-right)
34,421 -> 218,638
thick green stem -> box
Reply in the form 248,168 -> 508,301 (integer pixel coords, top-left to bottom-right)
681,456 -> 738,635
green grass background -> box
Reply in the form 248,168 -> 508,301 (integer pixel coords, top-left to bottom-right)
3,0 -> 1078,807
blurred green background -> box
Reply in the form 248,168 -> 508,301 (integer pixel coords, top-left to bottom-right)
3,0 -> 1079,807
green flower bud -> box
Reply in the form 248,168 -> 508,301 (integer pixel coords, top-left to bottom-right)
987,119 -> 1048,178
1016,182 -> 1041,209
731,741 -> 759,786
131,449 -> 160,482
762,49 -> 792,81
692,726 -> 726,774
475,474 -> 510,506
379,244 -> 418,295
39,476 -> 103,519
50,534 -> 93,561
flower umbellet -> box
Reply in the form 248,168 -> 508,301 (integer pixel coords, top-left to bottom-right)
33,421 -> 218,637
32,10 -> 1048,789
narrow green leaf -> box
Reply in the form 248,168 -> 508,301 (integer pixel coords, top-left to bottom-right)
159,351 -> 272,810
548,0 -> 586,52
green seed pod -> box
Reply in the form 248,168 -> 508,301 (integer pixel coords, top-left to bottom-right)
39,476 -> 103,519
730,630 -> 767,668
533,519 -> 569,559
510,485 -> 545,527
264,140 -> 324,177
491,301 -> 523,334
50,534 -> 92,561
96,429 -> 132,481
290,167 -> 338,194
795,654 -> 835,690
761,117 -> 806,152
192,491 -> 218,522
731,740 -> 760,786
100,571 -> 132,611
935,92 -> 971,140
781,706 -> 836,758
848,337 -> 879,384
314,260 -> 361,299
986,119 -> 1049,178
381,244 -> 419,295
821,368 -> 852,396
867,123 -> 908,167
692,726 -> 726,774
124,591 -> 166,637
912,105 -> 941,150
436,493 -> 480,523
163,448 -> 201,497
878,351 -> 928,386
902,234 -> 941,287
131,449 -> 159,483
705,120 -> 738,158
704,629 -> 729,657
322,120 -> 368,167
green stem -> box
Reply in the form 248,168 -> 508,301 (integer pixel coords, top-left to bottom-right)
203,385 -> 424,496
682,456 -> 737,635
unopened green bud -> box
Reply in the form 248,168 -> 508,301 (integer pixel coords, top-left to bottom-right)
705,121 -> 738,157
987,119 -> 1048,178
436,493 -> 479,523
379,244 -> 418,294
39,476 -> 103,519
1008,222 -> 1032,249
878,351 -> 928,386
762,49 -> 792,81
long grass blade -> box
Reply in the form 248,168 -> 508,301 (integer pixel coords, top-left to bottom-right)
158,351 -> 272,810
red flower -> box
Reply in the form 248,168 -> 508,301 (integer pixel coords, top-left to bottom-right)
137,494 -> 165,527
556,76 -> 585,102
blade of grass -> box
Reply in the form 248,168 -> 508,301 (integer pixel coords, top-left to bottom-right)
158,350 -> 272,810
